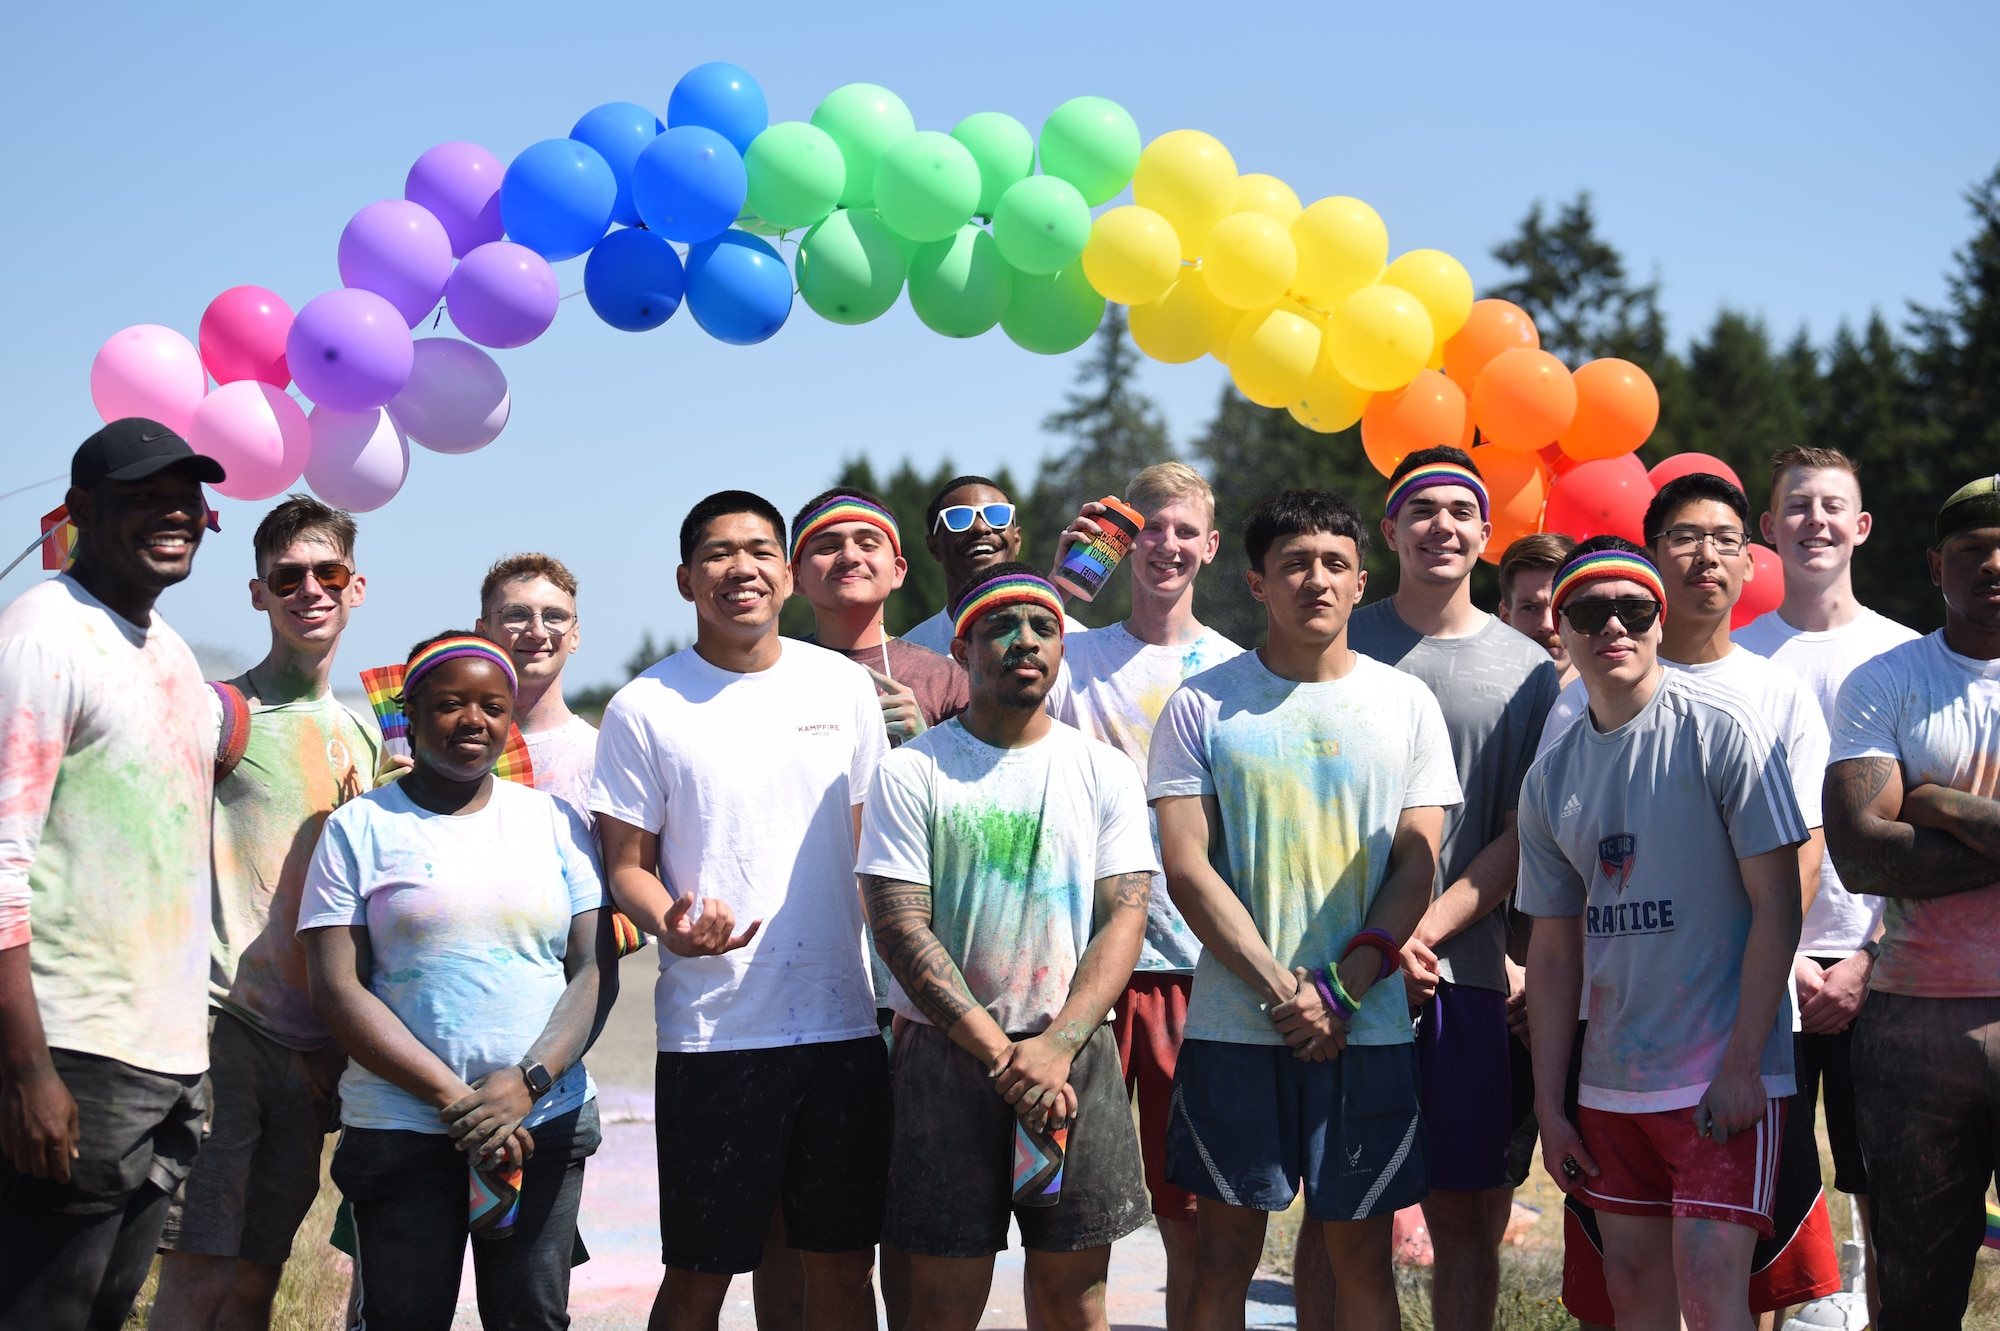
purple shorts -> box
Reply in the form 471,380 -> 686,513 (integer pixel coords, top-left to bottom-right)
1414,980 -> 1512,1193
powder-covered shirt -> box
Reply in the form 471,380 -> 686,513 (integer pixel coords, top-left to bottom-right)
1346,603 -> 1560,993
591,640 -> 886,1052
1736,607 -> 1920,952
211,690 -> 377,1050
1146,651 -> 1462,1048
903,606 -> 1089,657
1518,670 -> 1808,1111
1047,622 -> 1244,972
524,715 -> 599,824
857,720 -> 1157,1033
298,777 -> 604,1133
0,575 -> 215,1076
1830,631 -> 2000,999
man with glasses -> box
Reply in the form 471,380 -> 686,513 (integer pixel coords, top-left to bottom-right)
151,495 -> 381,1331
1521,537 -> 1809,1331
475,553 -> 594,819
903,476 -> 1083,655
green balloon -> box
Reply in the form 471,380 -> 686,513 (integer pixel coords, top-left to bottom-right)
991,175 -> 1091,277
1038,96 -> 1142,208
873,131 -> 981,245
743,121 -> 845,232
810,83 -> 915,209
1002,263 -> 1106,355
908,225 -> 1013,338
797,209 -> 907,325
950,111 -> 1034,217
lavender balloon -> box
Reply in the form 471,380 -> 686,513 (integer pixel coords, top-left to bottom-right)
287,288 -> 415,412
405,141 -> 506,258
338,200 -> 454,327
305,405 -> 410,511
388,339 -> 511,454
444,242 -> 559,349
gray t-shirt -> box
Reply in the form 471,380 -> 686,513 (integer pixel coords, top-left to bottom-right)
1517,670 -> 1808,1111
1346,602 -> 1560,993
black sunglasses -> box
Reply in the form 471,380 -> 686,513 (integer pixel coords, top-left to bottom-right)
262,562 -> 352,598
1560,597 -> 1660,635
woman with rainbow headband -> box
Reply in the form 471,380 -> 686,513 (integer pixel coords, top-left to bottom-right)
299,632 -> 618,1331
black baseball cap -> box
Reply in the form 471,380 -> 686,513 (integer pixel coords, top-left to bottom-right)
71,418 -> 226,491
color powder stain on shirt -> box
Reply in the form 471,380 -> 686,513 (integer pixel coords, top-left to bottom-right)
940,801 -> 1050,887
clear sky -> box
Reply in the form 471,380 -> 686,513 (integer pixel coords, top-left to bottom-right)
2,0 -> 1994,688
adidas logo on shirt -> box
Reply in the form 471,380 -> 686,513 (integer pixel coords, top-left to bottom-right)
1561,794 -> 1582,820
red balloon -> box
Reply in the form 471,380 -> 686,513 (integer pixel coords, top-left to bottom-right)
1544,457 -> 1656,544
1648,452 -> 1744,495
1731,544 -> 1785,629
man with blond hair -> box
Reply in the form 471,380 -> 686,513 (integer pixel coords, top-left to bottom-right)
475,553 -> 595,819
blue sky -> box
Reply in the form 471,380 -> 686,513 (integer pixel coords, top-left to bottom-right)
2,1 -> 1994,688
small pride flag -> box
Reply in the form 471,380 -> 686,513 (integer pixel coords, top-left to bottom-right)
39,506 -> 77,571
1984,1198 -> 2000,1251
357,662 -> 534,785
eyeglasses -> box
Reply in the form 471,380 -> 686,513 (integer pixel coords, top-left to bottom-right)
262,562 -> 352,598
1659,528 -> 1747,557
1559,597 -> 1661,635
933,503 -> 1016,534
495,605 -> 575,634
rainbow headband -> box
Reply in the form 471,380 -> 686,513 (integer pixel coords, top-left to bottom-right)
1385,463 -> 1489,522
953,573 -> 1065,641
1551,551 -> 1668,615
404,635 -> 519,696
790,495 -> 901,562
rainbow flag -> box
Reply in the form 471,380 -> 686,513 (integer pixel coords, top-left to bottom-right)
1985,1198 -> 2000,1251
357,661 -> 534,785
39,506 -> 77,571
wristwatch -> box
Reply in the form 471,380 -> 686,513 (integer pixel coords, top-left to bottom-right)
1859,940 -> 1881,961
518,1059 -> 555,1098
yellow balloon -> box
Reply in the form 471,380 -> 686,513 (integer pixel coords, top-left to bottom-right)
1201,212 -> 1298,311
1210,307 -> 1250,365
1426,339 -> 1445,371
1235,173 -> 1301,226
1326,283 -> 1434,392
1128,272 -> 1235,365
1382,249 -> 1474,342
1292,353 -> 1369,432
1132,130 -> 1238,261
1228,308 -> 1322,408
1291,196 -> 1388,309
1081,206 -> 1183,306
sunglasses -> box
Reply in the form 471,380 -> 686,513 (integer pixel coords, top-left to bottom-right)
1559,597 -> 1660,635
262,562 -> 352,598
933,503 -> 1016,534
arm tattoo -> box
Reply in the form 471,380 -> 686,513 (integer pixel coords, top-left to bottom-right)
1107,870 -> 1152,914
1825,757 -> 2000,899
861,874 -> 979,1032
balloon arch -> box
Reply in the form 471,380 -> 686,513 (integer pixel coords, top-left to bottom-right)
79,60 -> 1779,624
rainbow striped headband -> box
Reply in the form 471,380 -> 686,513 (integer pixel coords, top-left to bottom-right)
1385,462 -> 1489,521
1551,551 -> 1668,615
953,572 -> 1065,641
790,495 -> 901,562
405,635 -> 519,696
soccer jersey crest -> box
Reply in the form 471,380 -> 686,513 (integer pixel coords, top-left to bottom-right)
1598,834 -> 1638,893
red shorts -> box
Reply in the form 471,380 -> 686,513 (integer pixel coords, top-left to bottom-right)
1111,973 -> 1195,1222
1576,1100 -> 1784,1236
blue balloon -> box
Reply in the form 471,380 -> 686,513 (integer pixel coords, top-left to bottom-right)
684,231 -> 792,345
584,227 -> 685,332
571,102 -> 664,227
500,138 -> 616,262
631,126 -> 747,244
666,61 -> 768,156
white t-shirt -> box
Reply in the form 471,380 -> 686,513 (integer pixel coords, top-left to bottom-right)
903,605 -> 1089,657
590,640 -> 887,1051
1735,607 -> 1920,951
525,714 -> 599,824
856,720 -> 1157,1033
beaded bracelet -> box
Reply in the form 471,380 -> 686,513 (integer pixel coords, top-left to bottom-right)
1312,966 -> 1358,1024
1342,927 -> 1402,983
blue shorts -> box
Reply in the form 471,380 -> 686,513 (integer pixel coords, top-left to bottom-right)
1415,980 -> 1513,1192
1165,1039 -> 1425,1223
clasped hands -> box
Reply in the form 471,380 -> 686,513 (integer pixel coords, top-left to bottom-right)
442,1065 -> 537,1170
990,1031 -> 1079,1133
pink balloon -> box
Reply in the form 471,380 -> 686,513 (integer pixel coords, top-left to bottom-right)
304,406 -> 410,512
90,324 -> 207,435
1648,451 -> 1744,494
187,381 -> 311,502
444,242 -> 559,349
338,201 -> 454,328
388,338 -> 510,454
199,287 -> 294,387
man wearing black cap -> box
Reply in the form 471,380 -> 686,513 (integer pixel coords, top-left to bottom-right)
0,419 -> 226,1329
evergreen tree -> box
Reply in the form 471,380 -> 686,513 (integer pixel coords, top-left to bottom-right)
1651,309 -> 1806,480
1488,193 -> 1670,376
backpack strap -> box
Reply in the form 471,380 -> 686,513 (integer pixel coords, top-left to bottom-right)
209,681 -> 252,784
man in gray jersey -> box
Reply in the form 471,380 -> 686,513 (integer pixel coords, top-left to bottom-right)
1521,537 -> 1807,1331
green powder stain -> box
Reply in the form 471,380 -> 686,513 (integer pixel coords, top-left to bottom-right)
941,801 -> 1050,885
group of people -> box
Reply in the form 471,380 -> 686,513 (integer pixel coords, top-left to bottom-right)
0,414 -> 1995,1331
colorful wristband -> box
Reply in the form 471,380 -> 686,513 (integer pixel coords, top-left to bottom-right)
1343,928 -> 1402,983
1313,966 -> 1357,1024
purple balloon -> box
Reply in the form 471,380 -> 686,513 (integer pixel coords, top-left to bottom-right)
405,141 -> 505,258
444,242 -> 560,349
338,200 -> 454,328
287,288 -> 415,412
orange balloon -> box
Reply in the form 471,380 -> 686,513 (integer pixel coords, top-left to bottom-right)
1360,371 -> 1466,479
1471,443 -> 1549,562
1443,298 -> 1538,391
1472,348 -> 1577,453
1558,358 -> 1660,461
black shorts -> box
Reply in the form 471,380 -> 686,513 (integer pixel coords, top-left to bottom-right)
655,1036 -> 890,1273
1502,1031 -> 1539,1189
1795,961 -> 1868,1196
